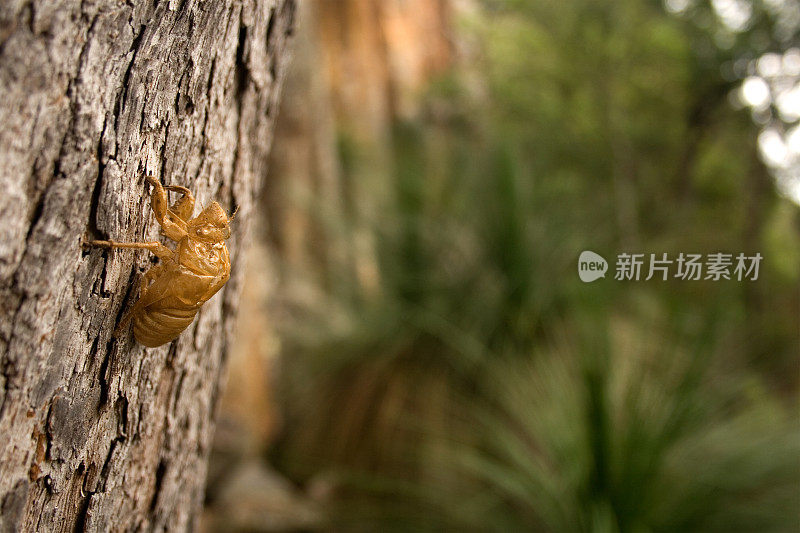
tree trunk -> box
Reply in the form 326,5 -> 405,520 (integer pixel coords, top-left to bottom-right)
0,0 -> 294,531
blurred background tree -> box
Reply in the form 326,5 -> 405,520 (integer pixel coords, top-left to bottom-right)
204,0 -> 800,531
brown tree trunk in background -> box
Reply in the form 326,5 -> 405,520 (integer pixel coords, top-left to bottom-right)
0,0 -> 294,531
265,0 -> 453,294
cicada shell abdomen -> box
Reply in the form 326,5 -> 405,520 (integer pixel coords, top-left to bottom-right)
132,306 -> 199,347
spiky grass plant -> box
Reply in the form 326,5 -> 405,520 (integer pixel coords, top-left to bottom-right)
444,319 -> 800,532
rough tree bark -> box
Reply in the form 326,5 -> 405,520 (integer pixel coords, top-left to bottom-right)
0,0 -> 294,531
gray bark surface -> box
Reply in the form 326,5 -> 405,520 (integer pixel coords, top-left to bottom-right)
0,0 -> 294,530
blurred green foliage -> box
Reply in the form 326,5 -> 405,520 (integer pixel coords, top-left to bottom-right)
271,0 -> 800,531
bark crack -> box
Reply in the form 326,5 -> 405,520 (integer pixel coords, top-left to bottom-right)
98,435 -> 124,493
148,459 -> 167,512
86,115 -> 110,243
73,491 -> 92,533
117,22 -> 146,136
